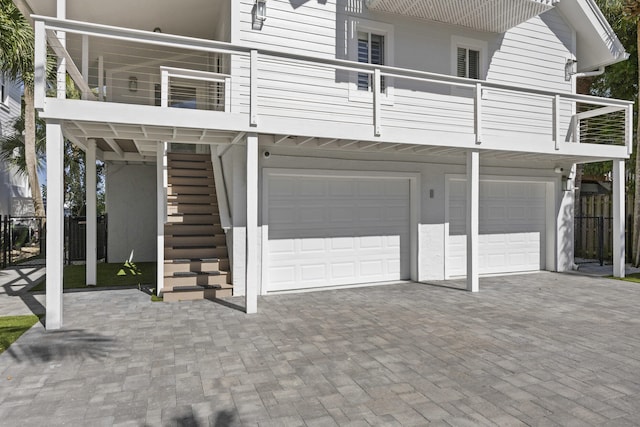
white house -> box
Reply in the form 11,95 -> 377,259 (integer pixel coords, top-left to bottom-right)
13,0 -> 632,329
0,75 -> 31,217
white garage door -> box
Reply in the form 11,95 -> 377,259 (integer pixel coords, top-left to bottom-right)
448,180 -> 546,277
265,174 -> 411,292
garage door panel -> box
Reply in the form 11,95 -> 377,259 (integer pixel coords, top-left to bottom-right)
448,180 -> 546,277
267,175 -> 411,292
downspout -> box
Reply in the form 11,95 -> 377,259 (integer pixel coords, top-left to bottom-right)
573,66 -> 605,79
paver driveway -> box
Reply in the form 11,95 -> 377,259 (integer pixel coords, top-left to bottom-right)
1,272 -> 639,426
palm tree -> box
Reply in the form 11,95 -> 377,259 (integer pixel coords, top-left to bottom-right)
622,0 -> 640,266
0,0 -> 44,218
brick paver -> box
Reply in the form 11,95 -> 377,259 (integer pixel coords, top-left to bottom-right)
1,272 -> 640,426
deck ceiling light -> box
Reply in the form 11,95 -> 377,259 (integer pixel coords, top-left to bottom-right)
253,0 -> 267,30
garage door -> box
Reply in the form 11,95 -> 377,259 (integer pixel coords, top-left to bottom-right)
265,174 -> 411,292
448,180 -> 546,277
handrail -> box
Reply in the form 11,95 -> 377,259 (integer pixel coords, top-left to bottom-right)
33,15 -> 634,108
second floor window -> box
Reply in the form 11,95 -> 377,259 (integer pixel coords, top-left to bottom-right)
0,76 -> 7,107
457,47 -> 480,79
357,31 -> 385,92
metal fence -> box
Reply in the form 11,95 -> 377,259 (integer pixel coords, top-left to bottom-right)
65,215 -> 108,264
0,215 -> 45,268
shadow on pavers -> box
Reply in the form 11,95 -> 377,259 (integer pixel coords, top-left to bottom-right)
5,329 -> 117,363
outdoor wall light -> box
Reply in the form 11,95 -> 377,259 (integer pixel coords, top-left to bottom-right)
128,76 -> 138,92
253,0 -> 267,30
561,175 -> 573,192
564,59 -> 577,81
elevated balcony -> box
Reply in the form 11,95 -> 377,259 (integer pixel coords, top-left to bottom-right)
364,0 -> 560,33
34,16 -> 632,164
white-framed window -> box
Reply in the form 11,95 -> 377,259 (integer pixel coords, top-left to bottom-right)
451,36 -> 487,80
348,17 -> 394,101
0,75 -> 8,107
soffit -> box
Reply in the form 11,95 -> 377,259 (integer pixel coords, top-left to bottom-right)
365,0 -> 559,33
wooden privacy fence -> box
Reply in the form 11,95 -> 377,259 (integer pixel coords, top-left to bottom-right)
575,194 -> 634,265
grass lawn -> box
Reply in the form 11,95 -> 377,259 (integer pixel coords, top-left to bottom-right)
30,261 -> 156,292
612,272 -> 640,284
0,315 -> 40,354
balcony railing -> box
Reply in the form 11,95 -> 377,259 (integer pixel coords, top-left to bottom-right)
34,16 -> 633,156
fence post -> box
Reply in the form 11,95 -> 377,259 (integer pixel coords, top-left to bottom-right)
598,216 -> 604,266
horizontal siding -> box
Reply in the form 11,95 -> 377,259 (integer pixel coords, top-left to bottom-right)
232,2 -> 577,143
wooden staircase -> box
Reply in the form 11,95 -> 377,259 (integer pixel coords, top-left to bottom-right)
163,152 -> 232,302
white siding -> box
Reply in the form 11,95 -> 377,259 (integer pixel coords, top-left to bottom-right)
231,1 -> 576,146
106,163 -> 157,262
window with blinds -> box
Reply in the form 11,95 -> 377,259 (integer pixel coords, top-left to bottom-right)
357,31 -> 385,92
457,47 -> 480,79
0,76 -> 6,106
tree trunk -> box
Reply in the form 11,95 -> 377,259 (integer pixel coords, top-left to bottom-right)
23,85 -> 45,218
634,19 -> 640,266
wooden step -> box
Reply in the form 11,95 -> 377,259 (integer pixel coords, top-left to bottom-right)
166,213 -> 220,225
168,194 -> 216,204
168,185 -> 215,196
164,271 -> 230,288
168,167 -> 214,178
164,224 -> 224,235
167,153 -> 212,162
164,258 -> 229,274
168,176 -> 214,186
164,246 -> 228,259
167,203 -> 218,215
165,235 -> 226,247
163,286 -> 232,302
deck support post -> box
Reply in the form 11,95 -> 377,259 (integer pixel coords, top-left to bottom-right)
245,133 -> 258,313
46,120 -> 65,330
466,149 -> 479,292
86,139 -> 97,286
613,159 -> 625,278
156,142 -> 167,295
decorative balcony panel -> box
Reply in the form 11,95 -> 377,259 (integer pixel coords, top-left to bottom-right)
365,0 -> 559,33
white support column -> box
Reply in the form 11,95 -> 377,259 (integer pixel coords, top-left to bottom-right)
46,121 -> 65,330
245,133 -> 258,313
86,139 -> 97,286
466,150 -> 479,292
613,159 -> 626,278
156,142 -> 167,295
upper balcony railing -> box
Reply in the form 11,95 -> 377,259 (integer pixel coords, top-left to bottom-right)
33,16 -> 633,156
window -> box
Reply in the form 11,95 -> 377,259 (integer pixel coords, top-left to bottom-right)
457,47 -> 480,79
357,31 -> 385,92
348,18 -> 394,101
451,36 -> 487,81
0,75 -> 7,107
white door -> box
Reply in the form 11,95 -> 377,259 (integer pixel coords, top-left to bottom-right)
265,174 -> 411,292
448,180 -> 547,277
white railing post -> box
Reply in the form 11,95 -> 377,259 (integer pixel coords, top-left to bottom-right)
250,50 -> 259,126
160,69 -> 169,108
627,104 -> 634,155
34,20 -> 46,110
98,55 -> 104,101
554,95 -> 561,150
474,83 -> 482,144
373,69 -> 381,137
224,76 -> 231,112
81,35 -> 89,100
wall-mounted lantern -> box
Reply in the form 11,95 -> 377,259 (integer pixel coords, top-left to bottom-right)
128,76 -> 138,92
253,0 -> 267,30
